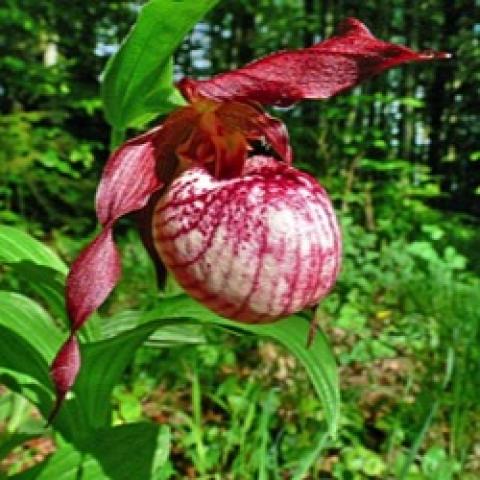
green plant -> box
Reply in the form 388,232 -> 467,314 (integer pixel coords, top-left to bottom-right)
0,224 -> 338,477
2,1 -> 468,479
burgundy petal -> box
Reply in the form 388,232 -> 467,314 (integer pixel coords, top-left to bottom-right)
96,126 -> 166,225
217,102 -> 292,164
68,127 -> 167,330
251,110 -> 292,164
50,127 -> 169,420
47,335 -> 80,424
178,18 -> 450,106
66,225 -> 121,330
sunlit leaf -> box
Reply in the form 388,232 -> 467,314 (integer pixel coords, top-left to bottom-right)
101,0 -> 220,129
0,225 -> 67,274
141,295 -> 340,436
0,326 -> 52,420
10,423 -> 170,480
0,292 -> 87,440
6,262 -> 67,326
0,291 -> 62,361
101,309 -> 206,346
71,318 -> 184,429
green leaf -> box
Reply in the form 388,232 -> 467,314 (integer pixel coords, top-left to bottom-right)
146,324 -> 206,348
0,293 -> 80,442
9,443 -> 81,480
0,226 -> 100,341
0,292 -> 88,440
0,226 -> 67,274
101,309 -> 206,346
10,423 -> 171,480
80,423 -> 171,480
142,295 -> 340,437
0,432 -> 42,463
6,262 -> 67,326
101,0 -> 220,129
0,326 -> 52,421
71,318 -> 185,430
0,291 -> 62,362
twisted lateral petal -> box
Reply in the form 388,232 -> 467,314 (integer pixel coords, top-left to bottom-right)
96,126 -> 166,225
66,226 -> 121,330
178,18 -> 450,106
50,127 -> 169,419
47,335 -> 80,424
68,128 -> 166,330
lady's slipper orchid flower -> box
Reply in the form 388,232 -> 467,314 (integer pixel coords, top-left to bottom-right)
49,18 -> 449,420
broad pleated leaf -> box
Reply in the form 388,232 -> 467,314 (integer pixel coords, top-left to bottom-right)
178,18 -> 450,106
101,309 -> 206,346
0,292 -> 84,437
72,318 -> 184,429
49,316 -> 205,435
0,225 -> 67,274
101,0 -> 220,129
0,291 -> 62,361
0,326 -> 52,413
0,292 -> 193,437
1,329 -> 94,442
7,261 -> 67,326
0,323 -> 90,442
141,295 -> 340,436
80,423 -> 171,480
10,423 -> 170,480
0,226 -> 100,340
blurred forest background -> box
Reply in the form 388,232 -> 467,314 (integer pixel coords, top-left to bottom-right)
1,0 -> 480,478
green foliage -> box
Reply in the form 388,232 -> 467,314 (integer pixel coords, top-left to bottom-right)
102,0 -> 220,133
0,223 -> 339,477
1,0 -> 480,478
0,112 -> 98,229
0,226 -> 67,274
143,297 -> 340,436
9,424 -> 171,480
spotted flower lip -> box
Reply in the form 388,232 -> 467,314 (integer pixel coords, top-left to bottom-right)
48,17 -> 449,420
152,155 -> 341,323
